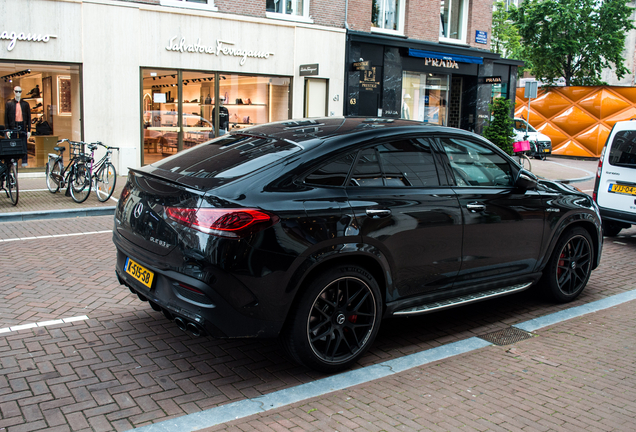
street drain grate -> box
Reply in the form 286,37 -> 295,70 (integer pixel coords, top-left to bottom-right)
480,327 -> 534,346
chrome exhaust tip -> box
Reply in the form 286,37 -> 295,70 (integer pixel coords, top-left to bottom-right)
186,322 -> 202,337
174,317 -> 187,331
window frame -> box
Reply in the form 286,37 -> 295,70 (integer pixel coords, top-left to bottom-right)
266,0 -> 314,23
370,0 -> 406,36
160,0 -> 218,12
439,0 -> 469,44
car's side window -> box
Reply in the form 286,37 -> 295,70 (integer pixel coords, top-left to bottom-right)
439,137 -> 513,187
376,139 -> 440,187
350,148 -> 384,186
304,153 -> 357,187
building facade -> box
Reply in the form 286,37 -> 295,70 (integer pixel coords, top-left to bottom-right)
1,0 -> 346,173
1,0 -> 518,174
344,0 -> 522,134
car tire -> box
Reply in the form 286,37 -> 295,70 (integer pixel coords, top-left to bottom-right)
542,227 -> 593,303
281,265 -> 382,373
602,220 -> 623,237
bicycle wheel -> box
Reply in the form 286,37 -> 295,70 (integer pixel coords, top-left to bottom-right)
69,163 -> 91,203
94,162 -> 117,202
518,154 -> 532,172
46,160 -> 62,193
7,162 -> 18,206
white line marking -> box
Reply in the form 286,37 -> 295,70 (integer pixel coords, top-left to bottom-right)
19,189 -> 51,192
0,230 -> 111,243
0,315 -> 89,335
613,241 -> 627,245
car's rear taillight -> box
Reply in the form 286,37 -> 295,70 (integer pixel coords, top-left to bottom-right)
166,207 -> 279,238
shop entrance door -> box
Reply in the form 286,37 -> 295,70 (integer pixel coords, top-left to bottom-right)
304,78 -> 328,117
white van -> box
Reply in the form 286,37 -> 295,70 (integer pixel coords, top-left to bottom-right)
593,120 -> 636,236
513,118 -> 552,156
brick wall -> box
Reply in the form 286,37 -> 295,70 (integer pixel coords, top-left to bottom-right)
467,0 -> 492,49
346,0 -> 373,31
311,0 -> 346,27
404,0 -> 440,41
216,0 -> 266,18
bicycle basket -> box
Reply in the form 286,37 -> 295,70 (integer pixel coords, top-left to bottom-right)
70,141 -> 85,157
0,136 -> 27,157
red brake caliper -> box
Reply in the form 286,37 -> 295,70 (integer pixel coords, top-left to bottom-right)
558,252 -> 565,277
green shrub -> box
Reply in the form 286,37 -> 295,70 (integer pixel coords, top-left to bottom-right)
483,98 -> 515,155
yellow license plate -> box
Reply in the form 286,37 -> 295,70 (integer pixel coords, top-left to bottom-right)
543,149 -> 550,152
125,257 -> 154,288
609,184 -> 636,196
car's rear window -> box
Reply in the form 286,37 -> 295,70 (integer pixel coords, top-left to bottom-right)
609,130 -> 636,168
152,134 -> 302,182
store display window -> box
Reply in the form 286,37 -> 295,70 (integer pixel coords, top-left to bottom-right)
141,68 -> 291,165
401,71 -> 450,125
0,62 -> 81,169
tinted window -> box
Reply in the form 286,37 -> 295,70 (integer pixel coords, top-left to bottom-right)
153,134 -> 301,180
440,137 -> 513,187
305,153 -> 356,186
350,148 -> 384,186
377,139 -> 440,187
609,130 -> 636,168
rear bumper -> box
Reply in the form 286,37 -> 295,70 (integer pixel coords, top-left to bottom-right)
599,206 -> 636,226
114,248 -> 284,339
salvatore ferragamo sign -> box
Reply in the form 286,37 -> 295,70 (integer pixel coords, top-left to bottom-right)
1,30 -> 57,51
166,36 -> 274,66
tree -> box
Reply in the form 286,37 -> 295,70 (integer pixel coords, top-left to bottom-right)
483,98 -> 515,156
511,0 -> 634,86
491,2 -> 523,60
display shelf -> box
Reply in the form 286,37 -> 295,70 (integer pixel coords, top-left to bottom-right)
224,103 -> 266,106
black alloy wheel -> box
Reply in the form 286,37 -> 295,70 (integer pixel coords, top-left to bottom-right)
543,227 -> 593,303
282,265 -> 382,372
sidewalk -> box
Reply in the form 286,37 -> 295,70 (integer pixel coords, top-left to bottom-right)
0,157 -> 597,221
0,175 -> 124,221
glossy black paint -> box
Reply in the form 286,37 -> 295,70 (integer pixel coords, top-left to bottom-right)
112,117 -> 603,340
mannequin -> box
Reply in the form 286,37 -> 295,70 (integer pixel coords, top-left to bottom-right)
401,94 -> 411,120
212,97 -> 229,135
4,86 -> 31,166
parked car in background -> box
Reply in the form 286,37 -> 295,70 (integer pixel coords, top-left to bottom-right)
514,118 -> 552,159
593,120 -> 636,236
113,117 -> 602,372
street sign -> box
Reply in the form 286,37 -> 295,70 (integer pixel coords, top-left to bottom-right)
524,81 -> 538,99
475,31 -> 488,44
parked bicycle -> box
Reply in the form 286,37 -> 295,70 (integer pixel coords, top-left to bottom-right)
86,142 -> 119,202
46,139 -> 93,203
513,137 -> 532,172
0,127 -> 28,206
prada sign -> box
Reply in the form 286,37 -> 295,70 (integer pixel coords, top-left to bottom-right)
479,76 -> 503,84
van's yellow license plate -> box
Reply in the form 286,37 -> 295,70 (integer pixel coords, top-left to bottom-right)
609,184 -> 636,196
125,257 -> 154,288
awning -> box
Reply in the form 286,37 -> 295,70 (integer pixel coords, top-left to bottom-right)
408,48 -> 483,64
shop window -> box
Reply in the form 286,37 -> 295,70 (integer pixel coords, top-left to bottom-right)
266,0 -> 313,22
439,0 -> 468,43
371,0 -> 405,35
160,0 -> 218,11
402,72 -> 450,126
0,63 -> 81,169
141,69 -> 291,166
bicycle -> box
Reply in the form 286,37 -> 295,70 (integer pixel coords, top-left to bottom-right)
86,142 -> 119,202
513,138 -> 532,172
46,139 -> 93,203
0,127 -> 27,206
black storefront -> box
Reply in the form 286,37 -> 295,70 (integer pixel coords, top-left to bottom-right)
345,31 -> 523,135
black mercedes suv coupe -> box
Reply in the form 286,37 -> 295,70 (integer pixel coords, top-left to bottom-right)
113,117 -> 602,372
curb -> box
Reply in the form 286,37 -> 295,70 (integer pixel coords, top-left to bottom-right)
0,206 -> 116,222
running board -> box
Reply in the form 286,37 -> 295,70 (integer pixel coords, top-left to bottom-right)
393,282 -> 533,316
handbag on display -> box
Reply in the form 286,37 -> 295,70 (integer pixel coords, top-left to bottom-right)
35,120 -> 53,135
205,94 -> 212,104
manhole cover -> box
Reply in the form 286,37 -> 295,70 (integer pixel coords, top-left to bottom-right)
480,327 -> 534,346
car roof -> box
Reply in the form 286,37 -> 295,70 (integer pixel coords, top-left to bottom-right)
227,117 -> 476,147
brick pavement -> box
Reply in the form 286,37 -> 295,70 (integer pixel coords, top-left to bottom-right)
0,216 -> 633,431
198,298 -> 635,432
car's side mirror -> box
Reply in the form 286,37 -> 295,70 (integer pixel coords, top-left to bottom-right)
516,169 -> 538,191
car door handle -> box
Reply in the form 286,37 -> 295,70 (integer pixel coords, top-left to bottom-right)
466,202 -> 486,212
366,208 -> 391,218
